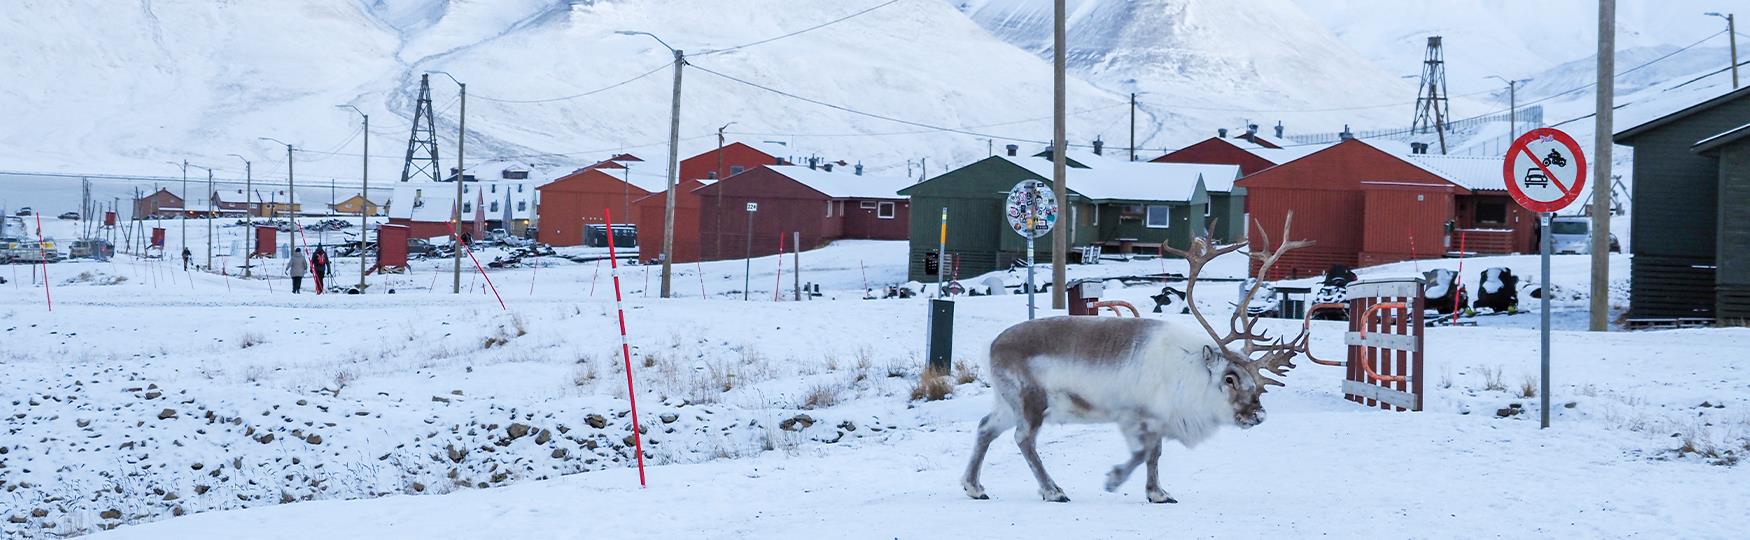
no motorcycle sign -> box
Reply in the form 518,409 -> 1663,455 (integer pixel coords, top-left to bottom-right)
1502,127 -> 1587,213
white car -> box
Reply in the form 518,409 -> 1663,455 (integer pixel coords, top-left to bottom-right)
1548,216 -> 1621,254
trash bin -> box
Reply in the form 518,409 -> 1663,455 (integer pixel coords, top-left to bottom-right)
1067,279 -> 1103,315
927,299 -> 954,374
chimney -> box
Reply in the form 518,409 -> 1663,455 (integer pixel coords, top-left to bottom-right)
1092,138 -> 1104,155
1246,123 -> 1259,136
1274,121 -> 1284,138
823,163 -> 834,172
1005,144 -> 1018,157
854,162 -> 864,176
808,157 -> 818,170
1218,128 -> 1229,138
1339,124 -> 1354,140
1410,142 -> 1428,154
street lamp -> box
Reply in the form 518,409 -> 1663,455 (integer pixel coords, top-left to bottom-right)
165,161 -> 188,257
1487,75 -> 1531,140
257,137 -> 297,263
618,30 -> 685,299
338,104 -> 370,292
187,163 -> 217,271
1706,12 -> 1739,88
226,153 -> 253,277
430,71 -> 466,295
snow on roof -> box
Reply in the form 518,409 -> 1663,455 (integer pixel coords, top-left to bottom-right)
1616,84 -> 1750,140
1240,144 -> 1327,166
1693,121 -> 1750,153
1175,163 -> 1242,193
766,166 -> 911,199
1402,154 -> 1507,191
387,186 -> 458,222
998,157 -> 1204,202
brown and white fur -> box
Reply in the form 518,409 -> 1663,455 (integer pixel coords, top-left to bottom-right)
961,315 -> 1271,503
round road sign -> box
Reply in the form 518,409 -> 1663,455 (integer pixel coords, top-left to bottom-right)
1005,180 -> 1057,238
1502,127 -> 1587,213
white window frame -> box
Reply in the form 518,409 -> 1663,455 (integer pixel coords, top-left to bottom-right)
1204,202 -> 1212,217
826,201 -> 833,217
462,202 -> 473,214
877,201 -> 896,219
1144,205 -> 1171,229
860,201 -> 878,210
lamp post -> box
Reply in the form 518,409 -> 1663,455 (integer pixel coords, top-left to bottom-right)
338,104 -> 370,292
432,71 -> 467,294
1487,76 -> 1531,141
257,137 -> 297,239
227,154 -> 253,277
1707,12 -> 1739,88
715,121 -> 736,259
166,161 -> 188,255
188,163 -> 217,271
617,30 -> 684,299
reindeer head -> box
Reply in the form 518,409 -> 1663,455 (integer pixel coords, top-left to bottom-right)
1167,214 -> 1315,429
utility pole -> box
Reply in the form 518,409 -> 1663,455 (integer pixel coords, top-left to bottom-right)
432,71 -> 466,294
616,30 -> 684,298
340,104 -> 369,291
1591,0 -> 1615,332
1708,12 -> 1739,88
1488,76 -> 1528,140
169,160 -> 188,255
716,122 -> 735,259
187,164 -> 216,271
1129,92 -> 1138,162
1050,0 -> 1069,310
228,154 -> 253,277
257,137 -> 298,260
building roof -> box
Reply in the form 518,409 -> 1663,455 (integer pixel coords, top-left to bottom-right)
765,165 -> 912,199
1615,85 -> 1750,141
1174,163 -> 1242,193
1242,144 -> 1328,166
999,157 -> 1205,202
1402,154 -> 1509,191
387,186 -> 456,222
1693,121 -> 1750,154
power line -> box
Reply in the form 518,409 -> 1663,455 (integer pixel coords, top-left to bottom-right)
721,103 -> 1127,139
696,0 -> 904,56
470,61 -> 676,104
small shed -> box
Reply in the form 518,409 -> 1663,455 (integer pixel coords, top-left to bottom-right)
1615,85 -> 1750,322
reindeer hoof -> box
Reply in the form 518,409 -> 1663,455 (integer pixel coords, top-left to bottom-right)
1147,489 -> 1177,504
964,483 -> 989,500
1040,488 -> 1070,503
1104,468 -> 1128,492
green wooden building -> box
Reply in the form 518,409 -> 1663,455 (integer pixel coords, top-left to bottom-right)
1614,85 -> 1750,323
898,154 -> 1233,282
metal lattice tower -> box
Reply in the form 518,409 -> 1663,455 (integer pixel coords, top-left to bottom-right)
401,73 -> 442,183
1410,36 -> 1451,154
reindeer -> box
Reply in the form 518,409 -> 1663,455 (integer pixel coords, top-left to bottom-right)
962,215 -> 1314,503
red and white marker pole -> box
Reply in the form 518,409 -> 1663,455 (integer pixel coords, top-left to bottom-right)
35,213 -> 52,311
444,219 -> 506,310
603,208 -> 648,486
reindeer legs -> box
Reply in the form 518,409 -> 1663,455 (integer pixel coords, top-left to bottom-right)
961,409 -> 1014,500
1104,420 -> 1157,493
1015,386 -> 1069,502
1143,438 -> 1175,503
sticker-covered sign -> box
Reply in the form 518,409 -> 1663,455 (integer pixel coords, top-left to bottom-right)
1005,180 -> 1057,239
1502,127 -> 1588,213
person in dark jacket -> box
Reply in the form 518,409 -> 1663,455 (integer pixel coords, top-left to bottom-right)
288,248 -> 307,293
181,247 -> 192,270
310,246 -> 330,294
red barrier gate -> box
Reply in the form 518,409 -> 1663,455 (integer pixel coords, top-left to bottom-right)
1342,278 -> 1425,411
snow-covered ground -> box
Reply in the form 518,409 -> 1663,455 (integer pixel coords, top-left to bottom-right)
3,237 -> 1747,538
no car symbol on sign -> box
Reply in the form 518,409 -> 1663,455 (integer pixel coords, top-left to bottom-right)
1502,127 -> 1587,213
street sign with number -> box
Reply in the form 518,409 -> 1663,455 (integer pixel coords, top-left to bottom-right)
1502,127 -> 1588,213
745,202 -> 758,212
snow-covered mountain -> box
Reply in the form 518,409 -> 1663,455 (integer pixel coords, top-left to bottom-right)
0,0 -> 1738,193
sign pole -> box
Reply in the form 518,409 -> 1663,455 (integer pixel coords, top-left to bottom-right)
937,207 -> 948,298
1026,206 -> 1037,320
1540,211 -> 1552,429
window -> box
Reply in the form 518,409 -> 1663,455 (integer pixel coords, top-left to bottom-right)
462,203 -> 472,213
518,184 -> 524,193
1204,203 -> 1212,217
860,201 -> 878,210
838,201 -> 845,215
1475,200 -> 1507,225
707,171 -> 718,179
490,201 -> 500,212
1091,204 -> 1099,225
877,201 -> 896,219
1145,206 -> 1171,228
826,201 -> 833,217
491,184 -> 497,194
463,185 -> 469,194
517,201 -> 527,212
730,165 -> 745,176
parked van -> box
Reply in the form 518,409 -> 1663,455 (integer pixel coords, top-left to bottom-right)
1548,216 -> 1621,254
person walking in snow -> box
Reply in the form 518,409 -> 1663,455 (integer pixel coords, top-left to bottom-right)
181,247 -> 191,270
310,246 -> 330,294
288,248 -> 308,294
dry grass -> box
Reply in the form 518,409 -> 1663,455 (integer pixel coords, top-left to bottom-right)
1439,366 -> 1453,389
509,313 -> 528,337
800,383 -> 843,409
911,368 -> 952,402
953,360 -> 980,385
1479,365 -> 1505,392
1519,375 -> 1538,398
572,361 -> 597,388
238,332 -> 265,349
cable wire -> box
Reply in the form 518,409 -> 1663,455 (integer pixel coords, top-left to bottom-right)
471,61 -> 676,104
696,0 -> 904,56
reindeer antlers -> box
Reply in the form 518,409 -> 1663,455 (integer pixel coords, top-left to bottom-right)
1170,212 -> 1315,386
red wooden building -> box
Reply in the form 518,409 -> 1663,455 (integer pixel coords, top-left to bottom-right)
694,165 -> 910,262
1236,139 -> 1533,279
535,168 -> 659,246
680,141 -> 791,182
635,179 -> 709,263
1153,137 -> 1281,176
